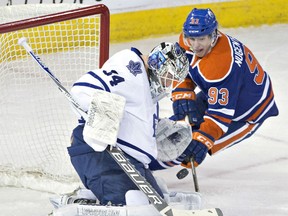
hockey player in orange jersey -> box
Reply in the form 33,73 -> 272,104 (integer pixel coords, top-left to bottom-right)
150,8 -> 279,170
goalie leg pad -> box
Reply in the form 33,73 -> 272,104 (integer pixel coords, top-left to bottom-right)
49,187 -> 99,209
168,191 -> 202,210
125,190 -> 149,206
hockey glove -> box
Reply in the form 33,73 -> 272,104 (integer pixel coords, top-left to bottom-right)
156,118 -> 192,162
180,131 -> 214,167
170,89 -> 203,127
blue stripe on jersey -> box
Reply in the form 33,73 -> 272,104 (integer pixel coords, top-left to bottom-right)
78,116 -> 85,124
73,82 -> 104,90
87,71 -> 110,92
131,47 -> 143,58
73,71 -> 110,92
149,159 -> 182,170
117,138 -> 155,161
89,71 -> 111,92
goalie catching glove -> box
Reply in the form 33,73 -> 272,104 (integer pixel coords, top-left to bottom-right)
156,118 -> 192,162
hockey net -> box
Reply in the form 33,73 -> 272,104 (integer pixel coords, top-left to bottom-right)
0,4 -> 109,193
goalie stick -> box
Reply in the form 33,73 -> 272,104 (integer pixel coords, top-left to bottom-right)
18,37 -> 87,118
18,37 -> 173,216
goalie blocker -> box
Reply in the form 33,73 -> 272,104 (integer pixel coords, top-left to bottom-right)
83,90 -> 126,151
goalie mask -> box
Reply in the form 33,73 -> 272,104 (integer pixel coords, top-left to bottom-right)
148,42 -> 189,103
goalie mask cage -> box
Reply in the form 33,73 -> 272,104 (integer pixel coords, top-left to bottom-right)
0,4 -> 109,193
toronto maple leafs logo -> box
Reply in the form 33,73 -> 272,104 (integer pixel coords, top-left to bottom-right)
126,60 -> 142,76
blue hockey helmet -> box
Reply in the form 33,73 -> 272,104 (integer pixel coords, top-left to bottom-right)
183,8 -> 218,38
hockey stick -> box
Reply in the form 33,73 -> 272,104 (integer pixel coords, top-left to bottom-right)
18,38 -> 87,118
176,157 -> 200,192
18,37 -> 173,216
190,157 -> 200,192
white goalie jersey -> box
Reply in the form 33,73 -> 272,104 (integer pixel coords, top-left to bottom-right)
71,48 -> 159,166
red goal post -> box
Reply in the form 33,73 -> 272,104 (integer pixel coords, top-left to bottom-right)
0,4 -> 110,193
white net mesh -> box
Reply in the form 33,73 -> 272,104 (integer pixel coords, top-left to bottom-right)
0,4 -> 109,193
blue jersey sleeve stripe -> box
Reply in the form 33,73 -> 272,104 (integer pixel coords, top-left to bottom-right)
117,138 -> 155,161
78,117 -> 86,124
87,71 -> 111,92
73,82 -> 104,90
149,160 -> 168,170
